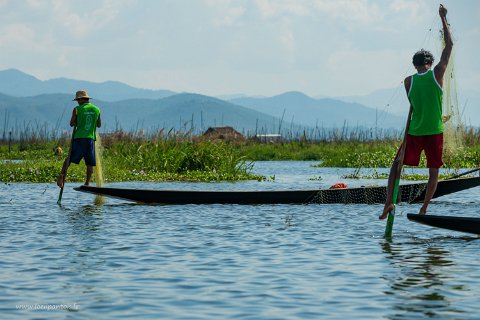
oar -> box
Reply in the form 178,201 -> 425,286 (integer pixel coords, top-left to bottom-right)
384,106 -> 413,238
446,167 -> 480,180
57,127 -> 76,205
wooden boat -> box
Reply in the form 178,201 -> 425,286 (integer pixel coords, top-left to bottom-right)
74,176 -> 480,205
407,214 -> 480,235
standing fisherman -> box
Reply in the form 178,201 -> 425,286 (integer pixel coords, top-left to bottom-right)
380,4 -> 453,219
57,90 -> 101,188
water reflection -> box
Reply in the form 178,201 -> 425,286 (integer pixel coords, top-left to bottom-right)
62,205 -> 111,302
381,239 -> 466,319
66,205 -> 105,229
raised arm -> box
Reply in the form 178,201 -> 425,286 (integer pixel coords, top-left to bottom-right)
434,4 -> 453,87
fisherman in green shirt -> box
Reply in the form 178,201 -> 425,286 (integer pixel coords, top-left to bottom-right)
57,90 -> 101,188
380,4 -> 453,219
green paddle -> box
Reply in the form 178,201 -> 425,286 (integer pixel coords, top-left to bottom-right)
57,127 -> 76,205
384,106 -> 412,238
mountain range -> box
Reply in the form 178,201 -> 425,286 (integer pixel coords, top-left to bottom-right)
0,92 -> 285,136
2,68 -> 476,138
336,86 -> 480,126
230,91 -> 402,128
0,68 -> 175,101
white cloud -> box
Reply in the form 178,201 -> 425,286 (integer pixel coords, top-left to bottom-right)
0,0 -> 477,98
326,47 -> 411,95
0,24 -> 36,48
50,0 -> 125,39
206,0 -> 246,27
312,0 -> 383,25
390,0 -> 420,12
278,18 -> 296,61
26,0 -> 48,9
254,0 -> 310,18
389,0 -> 429,27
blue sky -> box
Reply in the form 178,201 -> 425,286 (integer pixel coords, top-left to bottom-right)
0,0 -> 478,98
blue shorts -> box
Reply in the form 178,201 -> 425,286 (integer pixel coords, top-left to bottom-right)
70,138 -> 96,166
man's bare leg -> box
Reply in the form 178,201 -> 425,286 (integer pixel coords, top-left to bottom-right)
85,165 -> 94,186
379,160 -> 399,220
419,168 -> 439,215
57,159 -> 70,188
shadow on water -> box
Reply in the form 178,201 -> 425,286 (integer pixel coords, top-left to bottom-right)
60,204 -> 111,301
380,236 -> 477,320
64,204 -> 106,232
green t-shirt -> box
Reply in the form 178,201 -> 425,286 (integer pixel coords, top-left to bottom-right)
407,69 -> 444,136
74,103 -> 100,140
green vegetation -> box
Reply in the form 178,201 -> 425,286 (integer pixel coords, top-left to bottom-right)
241,140 -> 480,168
0,139 -> 264,183
237,141 -> 326,161
101,140 -> 262,182
1,131 -> 479,183
239,140 -> 480,180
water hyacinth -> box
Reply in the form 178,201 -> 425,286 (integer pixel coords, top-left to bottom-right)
1,133 -> 480,183
0,139 -> 264,183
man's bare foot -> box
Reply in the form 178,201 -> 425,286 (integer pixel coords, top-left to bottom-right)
379,203 -> 394,220
57,174 -> 64,188
419,206 -> 427,215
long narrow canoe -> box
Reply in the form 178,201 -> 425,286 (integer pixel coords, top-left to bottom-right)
74,176 -> 480,205
407,214 -> 480,235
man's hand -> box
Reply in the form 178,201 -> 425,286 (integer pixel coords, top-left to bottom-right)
439,4 -> 447,18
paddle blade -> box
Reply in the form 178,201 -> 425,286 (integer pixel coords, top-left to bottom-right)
384,178 -> 400,238
57,188 -> 64,205
384,207 -> 395,238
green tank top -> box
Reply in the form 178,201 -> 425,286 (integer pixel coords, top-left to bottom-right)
407,69 -> 443,136
74,103 -> 100,140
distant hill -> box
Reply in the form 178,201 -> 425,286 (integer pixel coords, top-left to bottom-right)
0,92 -> 285,136
337,87 -> 480,126
0,69 -> 417,139
231,91 -> 404,129
98,93 -> 290,134
0,69 -> 176,101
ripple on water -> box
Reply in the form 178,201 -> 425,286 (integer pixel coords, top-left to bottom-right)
1,165 -> 480,319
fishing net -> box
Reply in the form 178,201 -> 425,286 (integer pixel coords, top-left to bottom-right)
439,30 -> 465,165
94,132 -> 106,204
308,182 -> 427,204
94,132 -> 104,187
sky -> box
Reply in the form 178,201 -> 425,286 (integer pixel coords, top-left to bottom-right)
0,0 -> 478,98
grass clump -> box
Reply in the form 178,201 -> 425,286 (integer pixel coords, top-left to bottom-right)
0,139 -> 264,183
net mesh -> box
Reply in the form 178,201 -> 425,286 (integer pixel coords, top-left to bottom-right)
440,30 -> 465,165
308,183 -> 427,204
94,132 -> 104,187
94,132 -> 106,204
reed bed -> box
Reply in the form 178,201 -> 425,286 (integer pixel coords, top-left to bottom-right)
0,129 -> 263,183
1,125 -> 480,183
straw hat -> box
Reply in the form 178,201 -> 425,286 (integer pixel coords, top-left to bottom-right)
73,90 -> 91,101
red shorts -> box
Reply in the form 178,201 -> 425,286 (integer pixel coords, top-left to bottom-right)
401,133 -> 443,168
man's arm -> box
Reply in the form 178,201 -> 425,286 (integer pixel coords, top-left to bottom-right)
97,114 -> 102,128
69,108 -> 77,127
404,76 -> 412,96
434,4 -> 453,86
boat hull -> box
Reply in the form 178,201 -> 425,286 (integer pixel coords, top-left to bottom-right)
407,214 -> 480,235
74,176 -> 480,205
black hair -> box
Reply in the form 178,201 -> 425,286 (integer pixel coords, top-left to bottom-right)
412,49 -> 434,66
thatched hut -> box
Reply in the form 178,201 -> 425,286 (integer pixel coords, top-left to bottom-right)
202,126 -> 245,141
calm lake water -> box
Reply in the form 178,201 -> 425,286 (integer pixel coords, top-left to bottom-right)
1,161 -> 479,319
